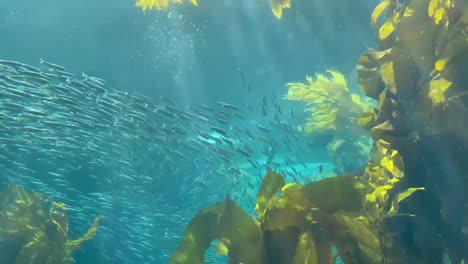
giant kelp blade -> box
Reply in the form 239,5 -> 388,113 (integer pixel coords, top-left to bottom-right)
269,0 -> 291,19
263,195 -> 308,231
388,187 -> 425,215
371,0 -> 391,26
292,232 -> 318,264
398,0 -> 437,76
256,171 -> 285,217
264,227 -> 301,264
169,202 -> 225,264
332,212 -> 381,261
65,216 -> 101,253
217,196 -> 264,264
292,174 -> 364,213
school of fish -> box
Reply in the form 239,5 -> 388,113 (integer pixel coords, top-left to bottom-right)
0,59 -> 330,263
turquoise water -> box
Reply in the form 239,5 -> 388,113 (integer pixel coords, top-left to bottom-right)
0,1 -> 376,263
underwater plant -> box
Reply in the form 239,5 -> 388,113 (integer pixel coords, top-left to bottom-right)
285,70 -> 373,135
170,145 -> 431,263
135,0 -> 198,11
0,184 -> 100,264
285,70 -> 375,174
135,0 -> 291,19
269,0 -> 291,19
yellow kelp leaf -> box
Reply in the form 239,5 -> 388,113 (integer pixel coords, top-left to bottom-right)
358,111 -> 378,129
428,77 -> 452,106
354,182 -> 366,190
270,0 -> 291,19
434,7 -> 446,24
215,241 -> 228,255
371,0 -> 391,26
389,150 -> 404,179
366,185 -> 392,205
310,111 -> 337,122
217,196 -> 263,264
435,59 -> 447,72
379,12 -> 400,40
256,171 -> 285,217
170,202 -> 225,264
380,60 -> 396,93
428,0 -> 438,17
388,187 -> 424,215
403,7 -> 414,17
282,183 -> 301,193
136,0 -> 168,11
428,0 -> 454,26
328,139 -> 345,154
135,0 -> 196,11
65,216 -> 100,253
327,70 -> 348,91
292,232 -> 318,264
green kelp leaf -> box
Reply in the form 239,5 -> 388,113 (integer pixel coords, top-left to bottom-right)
65,216 -> 100,254
256,171 -> 285,217
388,187 -> 425,215
170,202 -> 225,264
217,195 -> 263,264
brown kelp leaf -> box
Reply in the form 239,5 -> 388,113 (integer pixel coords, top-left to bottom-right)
398,0 -> 437,76
286,174 -> 364,213
264,227 -> 301,263
333,212 -> 380,254
217,195 -> 263,264
263,196 -> 309,231
358,110 -> 378,130
170,202 -> 225,264
256,171 -> 285,217
370,120 -> 394,141
292,232 -> 318,264
356,49 -> 392,99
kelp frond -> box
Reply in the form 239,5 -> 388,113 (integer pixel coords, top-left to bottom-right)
285,70 -> 374,134
0,184 -> 99,263
135,0 -> 198,11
